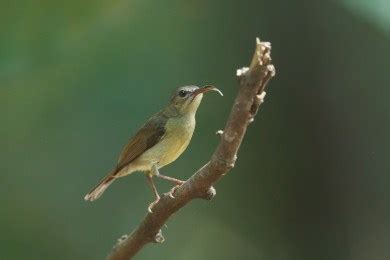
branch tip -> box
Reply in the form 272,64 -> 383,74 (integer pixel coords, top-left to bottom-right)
250,39 -> 272,71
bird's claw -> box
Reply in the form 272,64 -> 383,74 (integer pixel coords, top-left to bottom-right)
168,184 -> 182,198
148,196 -> 160,213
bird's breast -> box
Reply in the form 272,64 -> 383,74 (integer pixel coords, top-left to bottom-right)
142,115 -> 195,168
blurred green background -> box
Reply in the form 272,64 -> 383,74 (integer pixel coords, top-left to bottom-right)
2,0 -> 389,259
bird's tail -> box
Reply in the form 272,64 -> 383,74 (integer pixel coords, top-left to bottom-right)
84,172 -> 116,201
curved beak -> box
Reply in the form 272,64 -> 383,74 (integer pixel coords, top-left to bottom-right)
192,85 -> 223,98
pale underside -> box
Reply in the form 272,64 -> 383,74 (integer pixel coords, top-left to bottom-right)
116,114 -> 195,177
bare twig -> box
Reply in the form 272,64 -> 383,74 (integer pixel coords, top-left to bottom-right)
108,37 -> 276,260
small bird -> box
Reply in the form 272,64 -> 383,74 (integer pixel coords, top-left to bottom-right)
84,85 -> 223,212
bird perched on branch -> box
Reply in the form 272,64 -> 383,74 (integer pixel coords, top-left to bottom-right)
84,85 -> 223,212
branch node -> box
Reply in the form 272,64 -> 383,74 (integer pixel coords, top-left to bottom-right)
216,130 -> 224,136
153,230 -> 165,244
267,64 -> 276,77
196,186 -> 216,200
205,186 -> 216,200
236,67 -> 249,77
117,234 -> 128,244
257,91 -> 266,104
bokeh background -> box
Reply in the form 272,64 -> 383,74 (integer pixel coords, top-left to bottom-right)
2,0 -> 389,259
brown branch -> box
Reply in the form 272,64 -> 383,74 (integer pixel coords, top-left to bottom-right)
107,37 -> 276,260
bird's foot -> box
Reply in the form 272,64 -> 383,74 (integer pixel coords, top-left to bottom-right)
148,195 -> 161,213
168,182 -> 184,198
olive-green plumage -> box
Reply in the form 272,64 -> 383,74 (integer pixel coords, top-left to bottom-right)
84,85 -> 222,209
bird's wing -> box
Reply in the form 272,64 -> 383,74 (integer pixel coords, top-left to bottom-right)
114,113 -> 168,174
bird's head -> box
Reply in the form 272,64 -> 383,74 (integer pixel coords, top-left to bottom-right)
168,85 -> 223,116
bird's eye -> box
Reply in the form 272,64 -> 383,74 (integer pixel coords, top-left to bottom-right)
178,90 -> 187,97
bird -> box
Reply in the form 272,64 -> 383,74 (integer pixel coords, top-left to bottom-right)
84,85 -> 223,212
